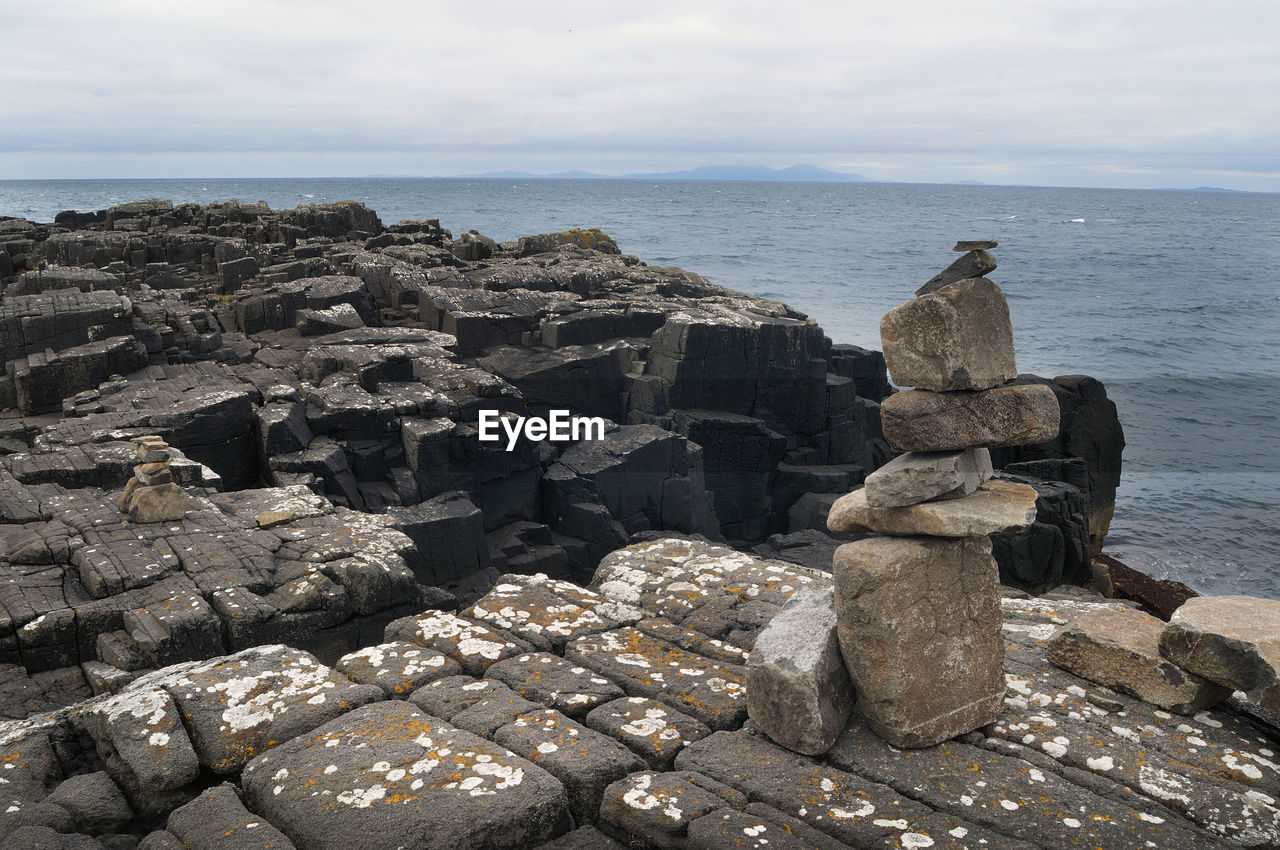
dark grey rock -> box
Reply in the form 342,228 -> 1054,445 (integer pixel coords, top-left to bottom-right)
917,249 -> 997,295
43,772 -> 132,835
492,708 -> 645,823
240,701 -> 572,850
584,696 -> 711,770
166,783 -> 295,850
485,652 -> 625,719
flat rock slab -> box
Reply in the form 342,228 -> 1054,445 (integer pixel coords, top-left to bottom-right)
686,806 -> 849,850
484,652 -> 625,719
241,700 -> 572,850
408,676 -> 527,723
881,277 -> 1017,392
998,594 -> 1280,845
917,250 -> 998,296
1161,595 -> 1280,711
334,641 -> 460,697
493,708 -> 645,823
746,587 -> 853,755
589,539 -> 827,648
676,731 -> 1016,849
585,696 -> 711,770
566,627 -> 748,730
834,536 -> 1004,747
385,611 -> 531,677
140,644 -> 383,774
464,574 -> 641,653
827,479 -> 1038,538
598,770 -> 739,849
863,448 -> 993,508
880,383 -> 1061,451
828,716 -> 1224,850
1049,607 -> 1230,713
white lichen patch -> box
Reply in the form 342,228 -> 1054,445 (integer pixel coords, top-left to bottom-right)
829,800 -> 876,819
901,834 -> 935,849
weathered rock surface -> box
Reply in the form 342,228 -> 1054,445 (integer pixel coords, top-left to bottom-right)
881,382 -> 1062,451
881,277 -> 1017,391
833,536 -> 1005,747
1161,595 -> 1280,712
827,478 -> 1038,537
863,447 -> 993,507
0,540 -> 1271,848
240,700 -> 573,850
745,587 -> 853,755
1049,607 -> 1230,713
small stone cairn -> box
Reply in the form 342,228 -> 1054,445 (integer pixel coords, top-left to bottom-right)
747,241 -> 1063,752
117,436 -> 188,523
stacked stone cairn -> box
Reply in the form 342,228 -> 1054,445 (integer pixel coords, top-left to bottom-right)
747,240 -> 1063,752
116,435 -> 188,523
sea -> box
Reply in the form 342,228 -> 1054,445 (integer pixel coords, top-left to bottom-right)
2,177 -> 1278,599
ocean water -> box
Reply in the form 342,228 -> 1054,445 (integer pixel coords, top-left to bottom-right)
2,177 -> 1279,598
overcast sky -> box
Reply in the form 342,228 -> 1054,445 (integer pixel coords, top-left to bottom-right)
3,0 -> 1277,190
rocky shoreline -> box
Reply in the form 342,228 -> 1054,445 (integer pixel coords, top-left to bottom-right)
2,198 -> 1269,849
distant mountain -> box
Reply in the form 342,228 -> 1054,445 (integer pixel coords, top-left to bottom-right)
454,164 -> 872,183
953,179 -> 986,185
620,164 -> 872,182
1154,185 -> 1249,193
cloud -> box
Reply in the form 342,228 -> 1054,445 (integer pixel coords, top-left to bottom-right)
3,0 -> 1278,188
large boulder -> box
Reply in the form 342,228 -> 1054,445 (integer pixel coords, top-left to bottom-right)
880,383 -> 1061,451
1049,607 -> 1229,713
746,587 -> 854,755
880,277 -> 1016,391
1159,595 -> 1280,711
832,536 -> 1004,747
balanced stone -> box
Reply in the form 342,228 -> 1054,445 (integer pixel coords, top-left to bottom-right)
880,277 -> 1016,392
832,535 -> 1003,747
1160,595 -> 1280,711
1048,607 -> 1230,714
746,587 -> 854,756
916,249 -> 997,296
827,478 -> 1037,537
863,447 -> 992,507
953,240 -> 998,252
880,383 -> 1060,451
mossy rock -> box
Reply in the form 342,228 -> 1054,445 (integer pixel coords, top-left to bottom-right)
559,228 -> 620,254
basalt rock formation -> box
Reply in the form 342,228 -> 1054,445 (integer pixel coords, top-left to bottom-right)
0,540 -> 1275,849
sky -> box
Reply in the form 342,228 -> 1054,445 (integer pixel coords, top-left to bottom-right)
3,0 -> 1278,190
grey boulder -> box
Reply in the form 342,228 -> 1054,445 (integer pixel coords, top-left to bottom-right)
746,587 -> 854,755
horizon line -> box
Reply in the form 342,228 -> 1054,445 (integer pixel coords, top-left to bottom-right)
0,174 -> 1267,195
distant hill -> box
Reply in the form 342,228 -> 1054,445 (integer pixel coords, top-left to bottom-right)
455,164 -> 872,183
621,164 -> 872,182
